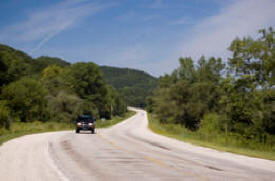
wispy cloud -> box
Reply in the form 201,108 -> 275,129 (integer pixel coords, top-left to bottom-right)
115,11 -> 137,22
101,44 -> 150,67
115,11 -> 160,23
171,17 -> 193,25
180,0 -> 275,60
150,0 -> 164,9
0,0 -> 109,54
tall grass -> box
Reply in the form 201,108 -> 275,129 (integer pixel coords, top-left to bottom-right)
96,111 -> 135,128
148,113 -> 275,160
0,121 -> 72,145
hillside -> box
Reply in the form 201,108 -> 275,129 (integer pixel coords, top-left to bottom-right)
0,44 -> 70,84
0,44 -> 128,122
0,44 -> 33,88
0,44 -> 157,108
99,66 -> 158,107
33,56 -> 70,72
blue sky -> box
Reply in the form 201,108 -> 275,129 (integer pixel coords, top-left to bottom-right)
0,0 -> 274,76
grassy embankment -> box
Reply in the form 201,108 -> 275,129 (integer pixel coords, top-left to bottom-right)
148,113 -> 275,160
0,110 -> 135,145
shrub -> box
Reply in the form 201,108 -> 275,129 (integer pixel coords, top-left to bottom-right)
0,101 -> 11,129
1,77 -> 47,122
199,113 -> 222,134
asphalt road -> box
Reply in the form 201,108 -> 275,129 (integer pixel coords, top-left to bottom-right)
1,108 -> 275,181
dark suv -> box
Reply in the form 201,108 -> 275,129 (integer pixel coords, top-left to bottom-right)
75,115 -> 96,134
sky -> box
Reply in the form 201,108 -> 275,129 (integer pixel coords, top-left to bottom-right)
0,0 -> 274,77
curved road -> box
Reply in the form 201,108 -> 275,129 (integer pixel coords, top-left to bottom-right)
1,108 -> 275,181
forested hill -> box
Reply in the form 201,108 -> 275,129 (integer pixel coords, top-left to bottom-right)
0,43 -> 157,112
99,66 -> 157,89
0,44 -> 128,128
99,66 -> 158,107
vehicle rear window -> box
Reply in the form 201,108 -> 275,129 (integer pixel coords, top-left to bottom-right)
81,118 -> 93,122
77,116 -> 94,122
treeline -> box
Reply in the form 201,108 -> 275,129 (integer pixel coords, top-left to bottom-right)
99,66 -> 157,107
0,45 -> 127,130
147,28 -> 274,144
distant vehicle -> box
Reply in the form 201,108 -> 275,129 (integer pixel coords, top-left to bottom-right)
75,115 -> 96,134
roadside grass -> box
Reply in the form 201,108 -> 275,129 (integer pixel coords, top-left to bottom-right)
0,111 -> 135,145
0,121 -> 72,145
96,110 -> 135,128
148,113 -> 275,160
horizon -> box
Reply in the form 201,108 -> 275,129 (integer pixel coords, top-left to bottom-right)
0,0 -> 274,76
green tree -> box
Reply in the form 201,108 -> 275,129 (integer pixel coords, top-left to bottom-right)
199,113 -> 222,134
228,27 -> 274,87
47,91 -> 85,122
175,57 -> 196,81
32,56 -> 70,74
1,78 -> 47,122
0,44 -> 32,88
40,65 -> 70,96
225,27 -> 275,136
67,62 -> 110,118
152,56 -> 225,130
146,96 -> 154,113
0,101 -> 11,129
107,86 -> 127,116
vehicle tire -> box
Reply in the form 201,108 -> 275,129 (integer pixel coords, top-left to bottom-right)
91,129 -> 95,134
76,129 -> 80,133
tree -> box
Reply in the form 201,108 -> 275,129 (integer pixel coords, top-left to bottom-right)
174,57 -> 196,82
67,62 -> 110,118
226,27 -> 275,136
107,86 -> 127,116
0,55 -> 8,89
218,76 -> 263,135
40,65 -> 69,96
0,44 -> 128,125
151,27 -> 274,139
47,91 -> 85,122
1,78 -> 47,122
0,101 -> 11,129
228,27 -> 274,88
146,96 -> 154,113
32,56 -> 70,74
152,56 -> 225,130
0,44 -> 32,88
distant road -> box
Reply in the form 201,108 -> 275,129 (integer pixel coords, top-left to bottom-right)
1,108 -> 275,181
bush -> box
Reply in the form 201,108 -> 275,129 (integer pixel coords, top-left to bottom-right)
199,113 -> 222,134
47,91 -> 84,122
1,77 -> 48,122
0,101 -> 11,129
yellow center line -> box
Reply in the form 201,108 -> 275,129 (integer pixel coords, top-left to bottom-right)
143,155 -> 166,166
97,132 -> 210,181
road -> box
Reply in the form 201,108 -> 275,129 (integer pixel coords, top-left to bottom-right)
1,108 -> 275,181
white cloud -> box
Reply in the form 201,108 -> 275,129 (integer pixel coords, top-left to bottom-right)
0,0 -> 109,54
180,0 -> 275,60
111,0 -> 275,77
